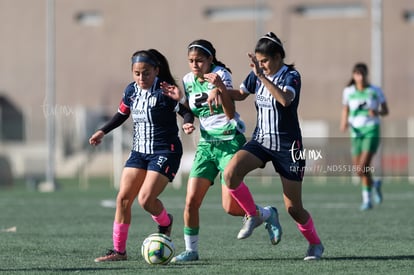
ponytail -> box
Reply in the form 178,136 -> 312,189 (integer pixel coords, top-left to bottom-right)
131,49 -> 177,86
147,49 -> 177,86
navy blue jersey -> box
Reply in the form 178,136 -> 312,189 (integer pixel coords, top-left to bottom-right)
240,65 -> 302,151
118,78 -> 181,154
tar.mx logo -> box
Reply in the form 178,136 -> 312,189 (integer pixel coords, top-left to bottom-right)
42,98 -> 75,117
290,141 -> 323,163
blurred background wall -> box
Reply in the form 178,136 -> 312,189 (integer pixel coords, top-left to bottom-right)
0,0 -> 413,187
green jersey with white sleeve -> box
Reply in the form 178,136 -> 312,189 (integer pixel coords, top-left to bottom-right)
342,84 -> 385,137
182,65 -> 245,142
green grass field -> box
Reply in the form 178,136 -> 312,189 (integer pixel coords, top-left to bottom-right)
1,177 -> 413,274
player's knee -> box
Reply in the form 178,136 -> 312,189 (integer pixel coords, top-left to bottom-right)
223,168 -> 238,189
137,193 -> 153,211
185,198 -> 202,211
116,195 -> 132,211
356,167 -> 370,177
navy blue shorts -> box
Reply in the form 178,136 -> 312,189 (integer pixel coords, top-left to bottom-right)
125,150 -> 182,182
242,139 -> 305,181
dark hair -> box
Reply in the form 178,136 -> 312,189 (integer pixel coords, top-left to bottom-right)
255,32 -> 285,58
347,62 -> 370,88
187,39 -> 232,73
255,32 -> 294,68
131,49 -> 177,86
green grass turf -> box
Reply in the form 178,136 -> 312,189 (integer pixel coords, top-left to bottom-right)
1,177 -> 413,274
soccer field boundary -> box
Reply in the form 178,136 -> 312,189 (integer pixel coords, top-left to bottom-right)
1,180 -> 413,274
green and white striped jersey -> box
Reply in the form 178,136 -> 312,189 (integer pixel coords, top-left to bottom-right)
182,65 -> 245,142
342,85 -> 386,136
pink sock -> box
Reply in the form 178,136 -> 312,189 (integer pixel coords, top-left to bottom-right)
113,221 -> 130,253
151,208 -> 171,226
228,182 -> 257,216
297,216 -> 321,245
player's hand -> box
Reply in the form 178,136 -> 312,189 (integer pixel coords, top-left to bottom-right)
203,73 -> 223,88
182,123 -> 196,135
368,109 -> 378,117
248,53 -> 264,77
161,81 -> 183,102
89,130 -> 105,146
206,88 -> 221,115
340,122 -> 348,133
203,73 -> 224,115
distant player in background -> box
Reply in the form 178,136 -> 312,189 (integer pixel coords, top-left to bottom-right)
223,32 -> 324,260
161,39 -> 281,262
340,62 -> 389,211
89,49 -> 194,262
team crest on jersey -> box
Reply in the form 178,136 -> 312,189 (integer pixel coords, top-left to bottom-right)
129,94 -> 137,103
148,97 -> 157,107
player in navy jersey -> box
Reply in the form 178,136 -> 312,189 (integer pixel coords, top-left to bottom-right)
223,32 -> 324,260
161,39 -> 280,262
90,49 -> 194,262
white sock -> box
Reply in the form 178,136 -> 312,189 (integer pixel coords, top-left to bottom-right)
362,190 -> 371,204
184,234 -> 198,252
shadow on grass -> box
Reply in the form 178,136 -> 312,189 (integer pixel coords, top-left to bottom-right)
0,263 -> 212,272
226,254 -> 414,262
0,267 -> 130,273
324,255 -> 414,261
2,256 -> 413,272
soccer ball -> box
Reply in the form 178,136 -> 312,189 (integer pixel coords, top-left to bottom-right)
141,233 -> 175,265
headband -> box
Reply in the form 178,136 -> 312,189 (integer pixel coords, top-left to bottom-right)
131,55 -> 158,66
260,35 -> 283,49
188,44 -> 213,57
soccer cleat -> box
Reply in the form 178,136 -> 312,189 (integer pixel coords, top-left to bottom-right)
171,250 -> 199,263
373,179 -> 383,204
94,249 -> 127,262
237,215 -> 263,239
360,202 -> 373,211
264,206 -> 282,245
158,214 -> 173,237
304,243 -> 324,261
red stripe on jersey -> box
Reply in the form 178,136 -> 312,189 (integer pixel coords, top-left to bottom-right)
118,100 -> 130,115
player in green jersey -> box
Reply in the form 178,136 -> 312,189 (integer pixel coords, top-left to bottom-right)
340,63 -> 388,210
162,39 -> 281,262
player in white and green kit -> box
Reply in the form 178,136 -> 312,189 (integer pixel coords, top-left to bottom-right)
341,63 -> 388,210
162,39 -> 281,262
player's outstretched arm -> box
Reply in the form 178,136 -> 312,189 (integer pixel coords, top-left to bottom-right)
89,112 -> 129,146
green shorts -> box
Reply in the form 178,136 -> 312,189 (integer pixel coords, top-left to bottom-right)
351,126 -> 380,156
189,133 -> 246,185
